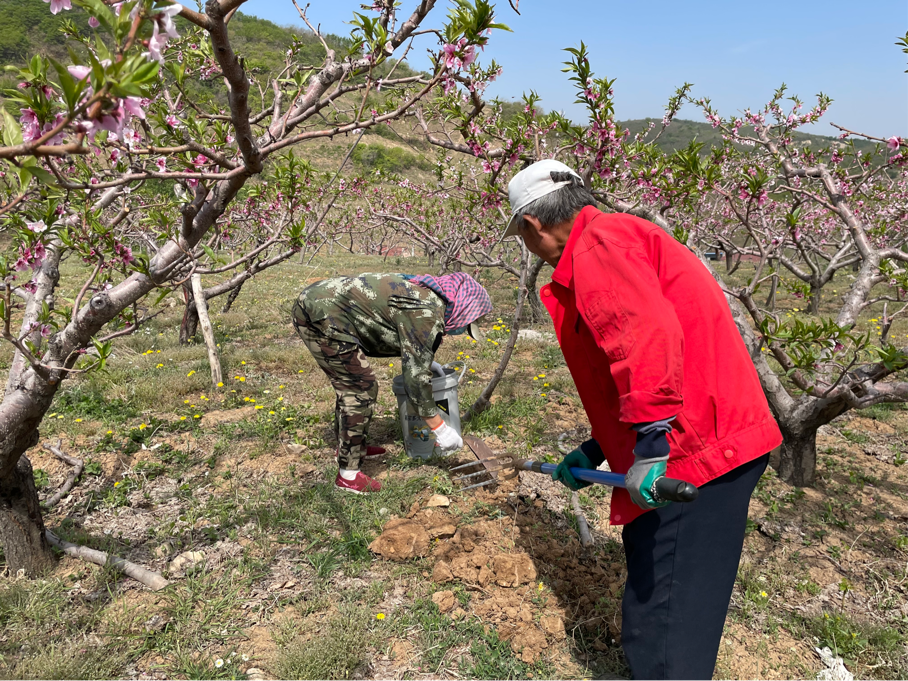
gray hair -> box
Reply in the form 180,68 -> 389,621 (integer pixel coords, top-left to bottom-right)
515,171 -> 597,231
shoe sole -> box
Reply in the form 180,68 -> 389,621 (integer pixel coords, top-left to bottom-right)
335,484 -> 365,495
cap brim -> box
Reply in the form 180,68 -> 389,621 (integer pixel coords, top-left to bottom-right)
503,212 -> 520,238
466,322 -> 481,341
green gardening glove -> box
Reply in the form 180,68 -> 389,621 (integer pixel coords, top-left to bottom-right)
552,448 -> 595,491
625,454 -> 671,510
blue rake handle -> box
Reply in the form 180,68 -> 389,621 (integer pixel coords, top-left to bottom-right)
516,460 -> 699,503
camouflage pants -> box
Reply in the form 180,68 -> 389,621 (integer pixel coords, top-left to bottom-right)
293,315 -> 378,471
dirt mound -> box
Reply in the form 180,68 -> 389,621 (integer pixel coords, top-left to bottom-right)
368,518 -> 429,561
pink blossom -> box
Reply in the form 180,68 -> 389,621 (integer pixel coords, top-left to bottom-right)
21,281 -> 37,294
155,157 -> 166,171
20,109 -> 40,142
88,15 -> 100,28
17,82 -> 29,89
192,154 -> 207,168
40,325 -> 52,338
165,115 -> 178,127
110,148 -> 120,163
121,96 -> 145,120
442,43 -> 458,69
68,65 -> 91,81
887,136 -> 901,151
43,0 -> 72,14
26,220 -> 47,233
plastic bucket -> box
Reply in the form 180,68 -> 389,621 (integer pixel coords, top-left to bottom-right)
391,362 -> 466,459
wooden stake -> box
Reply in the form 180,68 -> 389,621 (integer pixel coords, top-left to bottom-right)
191,273 -> 223,388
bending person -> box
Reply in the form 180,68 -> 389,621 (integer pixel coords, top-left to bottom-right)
292,272 -> 491,494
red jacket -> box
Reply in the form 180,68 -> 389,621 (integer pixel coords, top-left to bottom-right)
540,207 -> 782,525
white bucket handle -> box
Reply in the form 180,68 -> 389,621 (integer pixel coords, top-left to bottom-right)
442,360 -> 467,385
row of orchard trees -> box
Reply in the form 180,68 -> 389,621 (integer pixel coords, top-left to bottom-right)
0,0 -> 514,575
0,0 -> 905,580
365,39 -> 908,489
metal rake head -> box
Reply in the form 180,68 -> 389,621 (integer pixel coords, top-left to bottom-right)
451,435 -> 516,491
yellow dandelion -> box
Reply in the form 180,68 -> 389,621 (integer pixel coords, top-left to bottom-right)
139,423 -> 147,430
180,416 -> 187,421
184,399 -> 190,404
187,370 -> 195,377
760,590 -> 767,598
279,384 -> 285,389
278,396 -> 284,401
376,613 -> 385,620
106,430 -> 113,435
194,414 -> 201,419
269,411 -> 276,415
241,361 -> 246,365
156,363 -> 164,368
255,405 -> 263,410
114,481 -> 120,487
75,418 -> 83,423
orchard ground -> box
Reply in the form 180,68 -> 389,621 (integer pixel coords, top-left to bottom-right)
1,253 -> 907,680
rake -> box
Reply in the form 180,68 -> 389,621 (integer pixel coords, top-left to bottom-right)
453,435 -> 699,503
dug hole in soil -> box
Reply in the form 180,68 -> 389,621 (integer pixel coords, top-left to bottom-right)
369,449 -> 626,667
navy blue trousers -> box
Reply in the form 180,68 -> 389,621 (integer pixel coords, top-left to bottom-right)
620,454 -> 768,680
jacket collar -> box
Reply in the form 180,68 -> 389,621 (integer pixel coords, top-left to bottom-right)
550,205 -> 600,290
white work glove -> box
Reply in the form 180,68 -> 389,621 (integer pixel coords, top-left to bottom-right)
431,420 -> 463,451
430,361 -> 445,377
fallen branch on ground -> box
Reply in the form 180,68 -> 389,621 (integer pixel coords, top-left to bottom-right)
41,440 -> 84,510
570,491 -> 593,547
45,531 -> 170,591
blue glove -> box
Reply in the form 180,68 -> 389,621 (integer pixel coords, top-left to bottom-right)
552,448 -> 595,491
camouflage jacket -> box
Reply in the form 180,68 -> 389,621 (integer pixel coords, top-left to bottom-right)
293,273 -> 444,417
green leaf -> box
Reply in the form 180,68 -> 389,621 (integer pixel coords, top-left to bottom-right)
1,109 -> 23,147
22,164 -> 56,186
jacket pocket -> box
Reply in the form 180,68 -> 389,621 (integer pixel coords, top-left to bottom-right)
584,291 -> 636,362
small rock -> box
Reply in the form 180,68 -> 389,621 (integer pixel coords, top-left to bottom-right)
143,614 -> 167,632
287,444 -> 308,456
432,589 -> 456,613
153,543 -> 173,559
296,463 -> 317,476
425,494 -> 450,508
424,518 -> 457,539
246,668 -> 266,680
170,550 -> 206,573
432,561 -> 454,583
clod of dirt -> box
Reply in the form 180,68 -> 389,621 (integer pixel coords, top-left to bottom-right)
451,552 -> 492,585
424,517 -> 457,539
425,494 -> 451,507
432,590 -> 456,613
369,519 -> 429,561
245,668 -> 266,680
286,443 -> 308,455
510,625 -> 548,663
169,550 -> 206,573
432,561 -> 454,583
199,407 -> 256,428
491,554 -> 537,587
540,615 -> 566,640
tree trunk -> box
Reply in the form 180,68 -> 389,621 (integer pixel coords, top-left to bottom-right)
221,279 -> 245,313
180,282 -> 199,345
809,282 -> 821,315
765,260 -> 778,311
0,456 -> 54,577
524,256 -> 546,323
776,426 -> 818,487
465,249 -> 531,420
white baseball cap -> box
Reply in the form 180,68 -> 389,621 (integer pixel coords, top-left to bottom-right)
503,160 -> 583,238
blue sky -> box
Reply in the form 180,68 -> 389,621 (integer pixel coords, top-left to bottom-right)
247,0 -> 908,137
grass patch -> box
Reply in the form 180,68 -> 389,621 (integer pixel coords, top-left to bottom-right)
274,606 -> 371,680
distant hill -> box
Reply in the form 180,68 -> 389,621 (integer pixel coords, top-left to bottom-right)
621,118 -> 878,155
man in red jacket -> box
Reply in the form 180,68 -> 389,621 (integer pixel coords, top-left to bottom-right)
505,160 -> 782,679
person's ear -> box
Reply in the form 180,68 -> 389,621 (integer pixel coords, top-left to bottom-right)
522,214 -> 544,233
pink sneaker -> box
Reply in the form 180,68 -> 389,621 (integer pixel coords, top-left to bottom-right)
334,471 -> 382,494
335,445 -> 386,464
